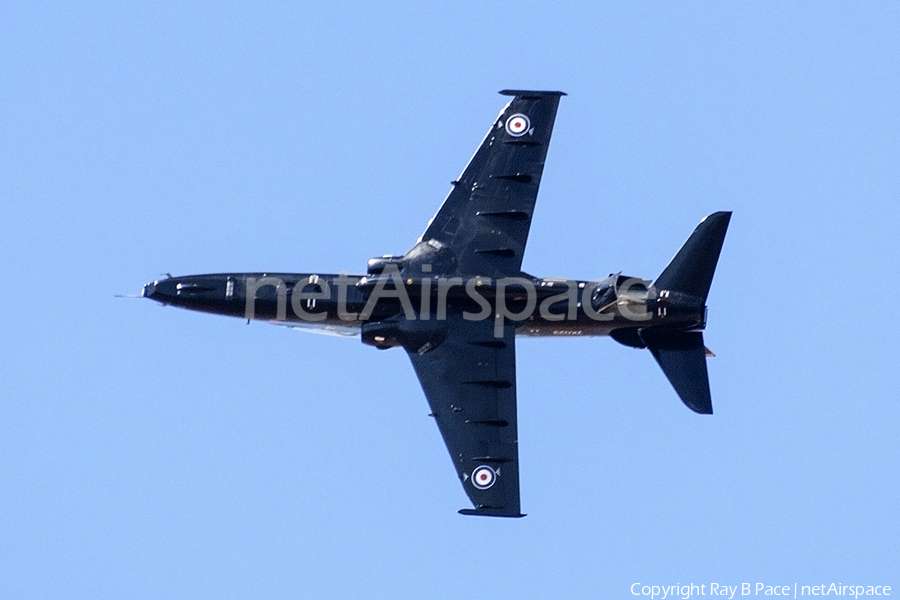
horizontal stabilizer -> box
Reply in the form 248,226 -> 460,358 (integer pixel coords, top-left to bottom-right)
655,212 -> 731,301
639,330 -> 713,414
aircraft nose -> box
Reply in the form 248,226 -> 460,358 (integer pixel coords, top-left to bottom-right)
142,278 -> 181,304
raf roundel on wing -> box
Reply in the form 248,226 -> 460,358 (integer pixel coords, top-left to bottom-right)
505,113 -> 531,137
471,465 -> 497,489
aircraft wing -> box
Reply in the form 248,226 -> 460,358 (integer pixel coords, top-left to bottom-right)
406,313 -> 523,517
419,90 -> 564,278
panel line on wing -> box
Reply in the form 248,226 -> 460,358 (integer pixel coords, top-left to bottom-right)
476,210 -> 531,220
466,339 -> 507,348
465,419 -> 510,427
489,174 -> 533,183
473,248 -> 516,257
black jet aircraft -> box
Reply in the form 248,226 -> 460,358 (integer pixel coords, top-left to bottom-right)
143,90 -> 731,518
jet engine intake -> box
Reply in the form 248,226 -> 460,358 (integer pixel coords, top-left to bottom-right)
367,255 -> 407,275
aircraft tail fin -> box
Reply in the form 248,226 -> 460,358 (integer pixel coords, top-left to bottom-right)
639,329 -> 712,414
654,211 -> 731,301
638,212 -> 731,414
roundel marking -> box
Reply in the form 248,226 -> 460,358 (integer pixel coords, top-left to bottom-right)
505,113 -> 530,137
471,465 -> 496,490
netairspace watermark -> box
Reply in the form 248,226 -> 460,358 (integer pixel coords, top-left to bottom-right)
243,266 -> 657,338
631,583 -> 891,600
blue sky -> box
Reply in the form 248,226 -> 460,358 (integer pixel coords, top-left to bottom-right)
2,2 -> 898,598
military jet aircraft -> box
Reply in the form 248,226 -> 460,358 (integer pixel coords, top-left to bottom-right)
143,90 -> 730,518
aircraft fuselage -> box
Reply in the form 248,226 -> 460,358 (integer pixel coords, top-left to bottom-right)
143,271 -> 707,344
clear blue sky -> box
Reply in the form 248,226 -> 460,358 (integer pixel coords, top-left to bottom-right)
2,2 -> 898,598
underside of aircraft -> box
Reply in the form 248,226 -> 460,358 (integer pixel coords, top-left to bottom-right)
143,90 -> 731,517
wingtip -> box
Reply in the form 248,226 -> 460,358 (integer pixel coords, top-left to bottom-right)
499,89 -> 566,97
459,508 -> 527,518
